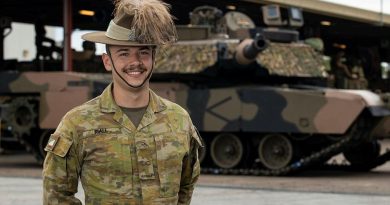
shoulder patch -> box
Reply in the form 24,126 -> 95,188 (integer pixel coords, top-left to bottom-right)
45,134 -> 59,151
44,134 -> 73,157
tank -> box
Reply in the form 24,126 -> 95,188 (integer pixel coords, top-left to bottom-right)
1,5 -> 390,175
149,5 -> 390,175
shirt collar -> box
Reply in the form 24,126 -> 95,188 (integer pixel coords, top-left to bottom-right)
99,83 -> 166,114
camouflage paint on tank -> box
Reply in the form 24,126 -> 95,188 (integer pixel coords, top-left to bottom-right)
154,40 -> 327,78
256,42 -> 328,77
0,71 -> 111,129
149,82 -> 189,103
313,89 -> 366,133
152,83 -> 383,134
154,40 -> 224,73
40,87 -> 90,128
178,88 -> 242,132
0,72 -> 23,93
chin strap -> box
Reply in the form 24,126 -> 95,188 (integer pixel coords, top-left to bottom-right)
106,46 -> 155,89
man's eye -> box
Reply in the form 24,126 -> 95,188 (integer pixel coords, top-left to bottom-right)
119,53 -> 129,57
139,50 -> 151,55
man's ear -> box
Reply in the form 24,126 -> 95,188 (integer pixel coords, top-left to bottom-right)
102,53 -> 112,71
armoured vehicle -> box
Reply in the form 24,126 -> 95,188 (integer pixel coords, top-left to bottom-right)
1,5 -> 390,175
151,5 -> 390,175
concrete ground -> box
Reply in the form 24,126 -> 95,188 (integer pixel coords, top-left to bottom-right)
1,176 -> 390,205
1,140 -> 390,204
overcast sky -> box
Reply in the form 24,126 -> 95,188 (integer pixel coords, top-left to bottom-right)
321,0 -> 390,14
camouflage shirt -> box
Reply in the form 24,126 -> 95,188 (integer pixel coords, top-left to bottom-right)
43,83 -> 202,205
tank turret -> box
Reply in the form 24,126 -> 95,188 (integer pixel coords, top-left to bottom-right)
155,4 -> 327,83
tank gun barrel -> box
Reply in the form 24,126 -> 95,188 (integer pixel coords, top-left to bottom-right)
235,34 -> 268,65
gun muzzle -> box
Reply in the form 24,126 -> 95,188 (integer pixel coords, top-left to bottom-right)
235,34 -> 268,65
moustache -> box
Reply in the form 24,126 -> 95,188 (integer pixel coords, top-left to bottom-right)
122,65 -> 147,73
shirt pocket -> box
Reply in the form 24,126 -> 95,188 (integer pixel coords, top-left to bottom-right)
80,128 -> 133,196
154,132 -> 188,197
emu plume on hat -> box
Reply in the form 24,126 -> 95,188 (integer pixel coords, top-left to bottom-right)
82,0 -> 177,46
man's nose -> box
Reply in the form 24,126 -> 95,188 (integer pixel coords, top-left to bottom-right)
128,53 -> 142,66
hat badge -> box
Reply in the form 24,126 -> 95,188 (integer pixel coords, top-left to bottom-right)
128,28 -> 136,41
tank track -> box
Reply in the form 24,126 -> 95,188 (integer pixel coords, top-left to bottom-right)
201,131 -> 390,176
321,147 -> 390,172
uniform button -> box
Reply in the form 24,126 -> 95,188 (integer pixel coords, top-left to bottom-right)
137,141 -> 148,149
140,160 -> 151,166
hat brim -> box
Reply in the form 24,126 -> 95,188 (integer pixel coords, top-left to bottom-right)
82,32 -> 156,46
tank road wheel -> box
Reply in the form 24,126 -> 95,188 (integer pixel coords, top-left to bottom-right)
210,133 -> 243,169
343,140 -> 381,171
7,97 -> 37,137
258,134 -> 293,170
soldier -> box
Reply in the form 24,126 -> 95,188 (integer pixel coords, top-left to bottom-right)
42,0 -> 203,204
331,51 -> 358,88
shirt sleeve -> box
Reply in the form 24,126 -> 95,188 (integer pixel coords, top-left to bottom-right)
42,120 -> 82,205
178,124 -> 203,205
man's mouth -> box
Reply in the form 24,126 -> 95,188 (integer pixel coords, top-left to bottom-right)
123,68 -> 146,76
127,71 -> 142,75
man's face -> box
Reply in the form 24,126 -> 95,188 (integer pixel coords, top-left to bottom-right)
102,45 -> 154,90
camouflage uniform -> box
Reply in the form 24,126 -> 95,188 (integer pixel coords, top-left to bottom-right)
43,84 -> 202,205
